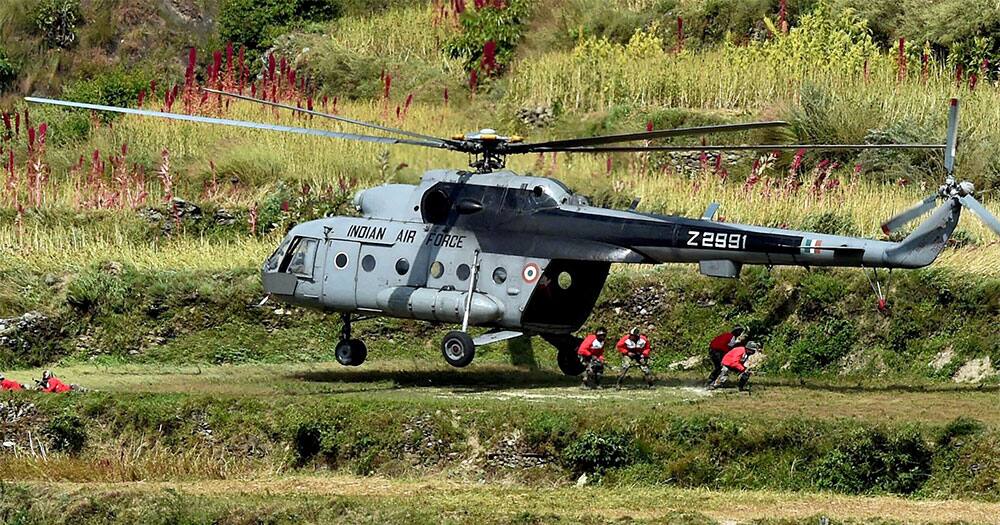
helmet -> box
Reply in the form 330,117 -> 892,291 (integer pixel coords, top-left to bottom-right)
42,370 -> 52,380
745,341 -> 761,353
731,326 -> 746,337
595,327 -> 607,336
0,373 -> 4,381
629,327 -> 641,337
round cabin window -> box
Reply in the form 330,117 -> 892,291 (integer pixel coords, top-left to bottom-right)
361,254 -> 377,272
395,258 -> 410,275
457,264 -> 471,281
557,271 -> 573,289
492,267 -> 507,284
334,252 -> 349,269
430,261 -> 445,278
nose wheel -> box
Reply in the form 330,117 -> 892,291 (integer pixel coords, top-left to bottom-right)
441,331 -> 476,368
336,313 -> 367,366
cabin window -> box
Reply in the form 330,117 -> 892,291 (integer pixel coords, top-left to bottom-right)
334,252 -> 349,270
456,264 -> 471,281
492,267 -> 507,284
395,258 -> 410,275
284,238 -> 319,277
430,261 -> 445,278
361,254 -> 377,272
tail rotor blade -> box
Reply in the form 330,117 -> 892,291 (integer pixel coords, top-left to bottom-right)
959,195 -> 1000,237
881,194 -> 939,235
945,98 -> 959,176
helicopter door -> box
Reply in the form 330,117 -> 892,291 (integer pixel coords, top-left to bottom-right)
322,240 -> 361,310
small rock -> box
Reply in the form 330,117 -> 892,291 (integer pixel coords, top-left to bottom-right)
576,473 -> 588,487
214,208 -> 236,226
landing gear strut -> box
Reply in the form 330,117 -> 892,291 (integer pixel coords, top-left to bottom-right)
862,266 -> 892,312
335,313 -> 367,366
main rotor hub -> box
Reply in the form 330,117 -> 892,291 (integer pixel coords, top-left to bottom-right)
453,129 -> 524,173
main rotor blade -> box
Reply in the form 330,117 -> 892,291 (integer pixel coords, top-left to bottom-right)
959,195 -> 1000,237
505,121 -> 788,153
201,88 -> 457,147
880,194 -> 939,235
24,97 -> 448,148
510,143 -> 946,153
945,98 -> 959,176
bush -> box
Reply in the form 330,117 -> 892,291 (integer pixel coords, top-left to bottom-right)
33,0 -> 81,49
443,0 -> 532,74
46,413 -> 87,454
784,318 -> 856,373
562,430 -> 637,474
62,67 -> 151,109
219,0 -> 342,52
0,47 -> 17,92
813,426 -> 932,494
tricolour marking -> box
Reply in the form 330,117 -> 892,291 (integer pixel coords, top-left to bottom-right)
802,239 -> 824,255
522,263 -> 540,284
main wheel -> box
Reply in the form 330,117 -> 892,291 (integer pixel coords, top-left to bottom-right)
335,339 -> 368,367
557,346 -> 586,376
441,331 -> 476,368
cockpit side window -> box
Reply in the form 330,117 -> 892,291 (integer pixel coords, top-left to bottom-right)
264,238 -> 292,271
280,237 -> 319,278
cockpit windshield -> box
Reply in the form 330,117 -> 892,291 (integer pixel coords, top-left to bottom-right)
264,237 -> 291,271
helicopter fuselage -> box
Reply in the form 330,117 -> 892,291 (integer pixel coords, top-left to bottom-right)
261,169 -> 961,336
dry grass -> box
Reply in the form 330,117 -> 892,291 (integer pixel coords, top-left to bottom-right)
22,474 -> 1000,523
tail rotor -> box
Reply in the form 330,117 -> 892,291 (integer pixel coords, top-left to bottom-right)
880,99 -> 1000,239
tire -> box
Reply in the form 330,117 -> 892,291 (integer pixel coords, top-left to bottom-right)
557,346 -> 586,376
336,339 -> 367,366
441,331 -> 476,368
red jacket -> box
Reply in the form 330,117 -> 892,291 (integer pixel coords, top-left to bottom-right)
577,334 -> 605,361
0,379 -> 23,391
42,377 -> 72,393
709,332 -> 736,353
616,334 -> 651,357
721,346 -> 749,373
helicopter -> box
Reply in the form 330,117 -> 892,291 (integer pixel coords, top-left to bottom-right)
25,95 -> 1000,375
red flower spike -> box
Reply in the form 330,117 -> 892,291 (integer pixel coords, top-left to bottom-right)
646,121 -> 653,132
38,123 -> 47,145
138,90 -> 145,108
384,74 -> 392,99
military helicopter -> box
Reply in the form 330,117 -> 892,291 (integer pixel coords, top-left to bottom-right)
26,95 -> 1000,375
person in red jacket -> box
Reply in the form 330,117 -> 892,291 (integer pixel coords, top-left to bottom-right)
707,326 -> 747,386
709,341 -> 760,392
38,370 -> 72,393
616,327 -> 654,388
0,373 -> 25,391
577,327 -> 607,389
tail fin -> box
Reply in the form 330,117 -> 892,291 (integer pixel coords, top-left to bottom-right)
883,199 -> 961,268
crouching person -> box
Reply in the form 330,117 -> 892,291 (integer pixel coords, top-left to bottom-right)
38,370 -> 73,393
577,327 -> 607,389
616,327 -> 654,388
709,341 -> 760,392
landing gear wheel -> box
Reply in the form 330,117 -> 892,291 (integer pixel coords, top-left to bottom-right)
441,331 -> 475,368
557,347 -> 586,376
336,339 -> 367,367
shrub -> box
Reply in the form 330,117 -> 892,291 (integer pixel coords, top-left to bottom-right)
33,0 -> 81,48
219,0 -> 342,52
46,413 -> 87,454
62,67 -> 151,109
0,47 -> 17,92
443,0 -> 532,74
813,426 -> 932,494
784,318 -> 856,373
562,430 -> 637,474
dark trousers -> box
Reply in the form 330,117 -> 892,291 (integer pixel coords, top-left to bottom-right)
707,349 -> 726,384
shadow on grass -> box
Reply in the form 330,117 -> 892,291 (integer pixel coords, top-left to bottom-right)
291,367 -> 709,392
